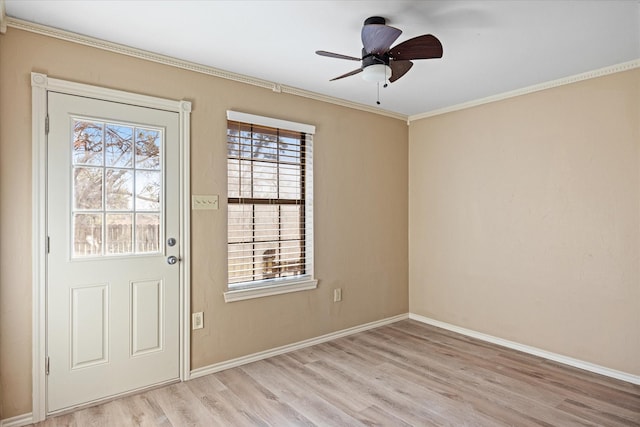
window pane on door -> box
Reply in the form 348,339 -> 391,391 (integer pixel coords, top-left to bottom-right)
71,118 -> 164,258
74,167 -> 103,210
106,169 -> 133,210
105,124 -> 133,168
135,171 -> 161,210
135,128 -> 161,170
136,213 -> 160,253
106,213 -> 133,254
73,213 -> 103,257
73,120 -> 103,166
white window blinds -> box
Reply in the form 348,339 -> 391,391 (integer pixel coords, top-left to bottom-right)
226,111 -> 314,290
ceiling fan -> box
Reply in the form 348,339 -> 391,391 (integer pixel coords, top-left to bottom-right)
316,16 -> 443,85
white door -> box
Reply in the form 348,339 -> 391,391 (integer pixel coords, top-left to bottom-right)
46,92 -> 180,413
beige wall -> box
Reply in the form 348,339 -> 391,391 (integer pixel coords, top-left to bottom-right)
409,69 -> 640,375
0,28 -> 409,418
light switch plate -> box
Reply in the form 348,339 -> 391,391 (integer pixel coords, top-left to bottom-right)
192,195 -> 219,210
192,312 -> 204,329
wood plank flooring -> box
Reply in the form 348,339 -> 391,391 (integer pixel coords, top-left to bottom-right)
33,320 -> 640,426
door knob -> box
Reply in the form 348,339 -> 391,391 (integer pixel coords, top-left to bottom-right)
167,255 -> 179,265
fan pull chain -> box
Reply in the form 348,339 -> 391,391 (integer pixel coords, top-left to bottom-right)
376,80 -> 389,105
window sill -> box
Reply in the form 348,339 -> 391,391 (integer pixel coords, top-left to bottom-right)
223,278 -> 318,303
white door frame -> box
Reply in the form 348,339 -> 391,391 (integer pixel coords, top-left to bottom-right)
31,72 -> 192,422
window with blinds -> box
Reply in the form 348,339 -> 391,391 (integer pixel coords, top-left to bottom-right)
227,112 -> 314,291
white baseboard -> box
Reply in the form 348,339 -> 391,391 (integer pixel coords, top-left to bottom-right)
189,313 -> 409,379
409,313 -> 640,385
0,413 -> 33,427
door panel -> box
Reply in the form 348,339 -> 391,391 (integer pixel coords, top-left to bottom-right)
71,284 -> 109,369
47,92 -> 180,413
131,279 -> 163,356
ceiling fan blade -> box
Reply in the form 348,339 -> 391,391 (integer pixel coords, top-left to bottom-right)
389,60 -> 413,82
330,68 -> 363,81
388,34 -> 443,60
361,24 -> 402,54
316,50 -> 361,61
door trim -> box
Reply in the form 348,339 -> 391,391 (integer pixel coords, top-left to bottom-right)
31,73 -> 192,422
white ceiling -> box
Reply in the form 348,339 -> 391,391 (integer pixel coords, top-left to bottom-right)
5,0 -> 640,117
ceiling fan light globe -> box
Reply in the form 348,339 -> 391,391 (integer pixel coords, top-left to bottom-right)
362,64 -> 392,83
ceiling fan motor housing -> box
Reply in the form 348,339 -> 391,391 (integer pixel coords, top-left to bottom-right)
362,49 -> 390,68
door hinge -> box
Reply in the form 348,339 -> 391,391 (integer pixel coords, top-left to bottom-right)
45,357 -> 50,375
45,115 -> 49,134
46,236 -> 50,254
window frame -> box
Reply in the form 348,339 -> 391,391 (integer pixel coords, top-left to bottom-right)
224,111 -> 317,302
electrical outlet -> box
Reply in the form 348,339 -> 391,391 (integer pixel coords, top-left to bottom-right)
333,288 -> 342,302
192,195 -> 219,210
192,312 -> 204,329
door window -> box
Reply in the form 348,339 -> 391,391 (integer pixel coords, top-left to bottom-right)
72,119 -> 163,257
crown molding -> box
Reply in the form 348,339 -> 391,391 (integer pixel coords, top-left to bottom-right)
408,59 -> 640,122
6,17 -> 407,121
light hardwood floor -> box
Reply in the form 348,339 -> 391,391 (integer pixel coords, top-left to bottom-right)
33,320 -> 640,426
